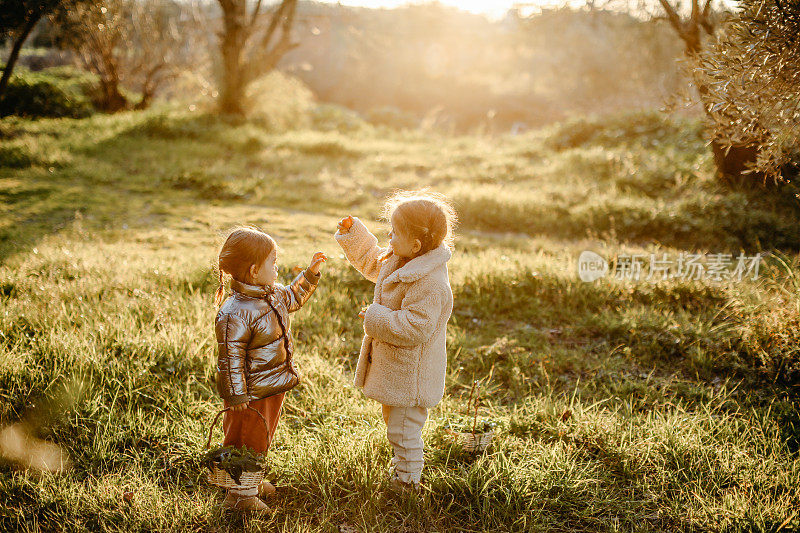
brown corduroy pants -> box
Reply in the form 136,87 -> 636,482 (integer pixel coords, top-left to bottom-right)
222,392 -> 285,455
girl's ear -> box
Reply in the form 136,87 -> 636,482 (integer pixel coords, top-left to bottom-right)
248,263 -> 258,281
412,239 -> 422,254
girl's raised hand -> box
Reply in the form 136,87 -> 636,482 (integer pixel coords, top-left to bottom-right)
308,251 -> 327,275
231,401 -> 249,412
337,216 -> 354,233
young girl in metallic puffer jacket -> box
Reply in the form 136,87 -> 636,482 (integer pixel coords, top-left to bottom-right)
214,226 -> 326,511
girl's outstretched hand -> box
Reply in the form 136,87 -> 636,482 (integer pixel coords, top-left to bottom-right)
307,251 -> 327,275
231,402 -> 249,412
337,216 -> 354,234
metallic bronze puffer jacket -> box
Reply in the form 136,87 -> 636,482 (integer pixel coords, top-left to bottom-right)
215,270 -> 320,405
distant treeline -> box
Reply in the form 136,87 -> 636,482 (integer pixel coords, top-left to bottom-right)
280,2 -> 688,131
4,1 -> 688,130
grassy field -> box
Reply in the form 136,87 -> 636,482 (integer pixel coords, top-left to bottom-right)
1,105 -> 799,532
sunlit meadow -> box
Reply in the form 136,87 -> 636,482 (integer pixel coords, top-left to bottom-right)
0,104 -> 799,532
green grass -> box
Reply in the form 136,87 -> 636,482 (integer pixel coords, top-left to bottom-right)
0,105 -> 798,532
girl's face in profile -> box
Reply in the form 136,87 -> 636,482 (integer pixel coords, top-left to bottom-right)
249,248 -> 278,287
388,212 -> 421,259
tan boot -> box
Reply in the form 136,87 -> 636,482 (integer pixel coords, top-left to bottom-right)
221,492 -> 269,512
258,480 -> 277,499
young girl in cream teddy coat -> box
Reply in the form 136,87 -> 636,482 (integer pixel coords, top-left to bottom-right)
335,190 -> 456,489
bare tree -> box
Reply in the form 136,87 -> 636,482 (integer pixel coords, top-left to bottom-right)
216,0 -> 298,115
52,0 -> 191,111
127,0 -> 188,109
52,0 -> 132,111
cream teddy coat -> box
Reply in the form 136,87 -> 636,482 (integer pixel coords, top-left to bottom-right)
335,217 -> 453,408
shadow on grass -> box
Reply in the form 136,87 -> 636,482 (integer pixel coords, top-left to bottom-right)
456,180 -> 800,254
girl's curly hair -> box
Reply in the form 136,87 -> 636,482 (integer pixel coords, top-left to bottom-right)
380,189 -> 457,261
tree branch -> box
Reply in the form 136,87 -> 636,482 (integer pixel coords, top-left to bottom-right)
657,0 -> 684,33
700,0 -> 715,34
249,0 -> 263,29
257,0 -> 289,52
244,0 -> 297,81
702,0 -> 713,18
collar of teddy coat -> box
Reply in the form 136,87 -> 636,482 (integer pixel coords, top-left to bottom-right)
230,278 -> 272,298
384,244 -> 452,284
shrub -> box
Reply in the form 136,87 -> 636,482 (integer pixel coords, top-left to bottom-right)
700,0 -> 800,181
167,170 -> 245,201
127,113 -> 216,140
310,104 -> 366,132
0,66 -> 96,119
289,139 -> 361,158
544,111 -> 698,151
365,106 -> 419,130
0,122 -> 16,140
246,71 -> 314,131
0,145 -> 36,168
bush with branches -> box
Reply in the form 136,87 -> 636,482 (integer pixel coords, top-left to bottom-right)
699,0 -> 800,182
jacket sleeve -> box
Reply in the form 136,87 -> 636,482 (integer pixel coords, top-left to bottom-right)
273,269 -> 320,313
216,312 -> 251,405
363,284 -> 443,347
334,217 -> 387,283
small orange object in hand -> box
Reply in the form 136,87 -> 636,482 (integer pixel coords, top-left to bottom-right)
337,216 -> 354,233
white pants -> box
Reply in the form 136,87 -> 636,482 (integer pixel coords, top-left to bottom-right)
381,404 -> 428,484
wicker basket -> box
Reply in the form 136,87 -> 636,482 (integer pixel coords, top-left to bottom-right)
446,377 -> 495,453
206,463 -> 264,490
204,406 -> 270,491
446,428 -> 494,453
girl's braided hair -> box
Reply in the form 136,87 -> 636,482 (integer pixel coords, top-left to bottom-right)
215,226 -> 276,306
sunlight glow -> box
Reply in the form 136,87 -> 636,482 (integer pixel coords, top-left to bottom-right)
318,0 -> 737,19
321,0 -> 585,19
